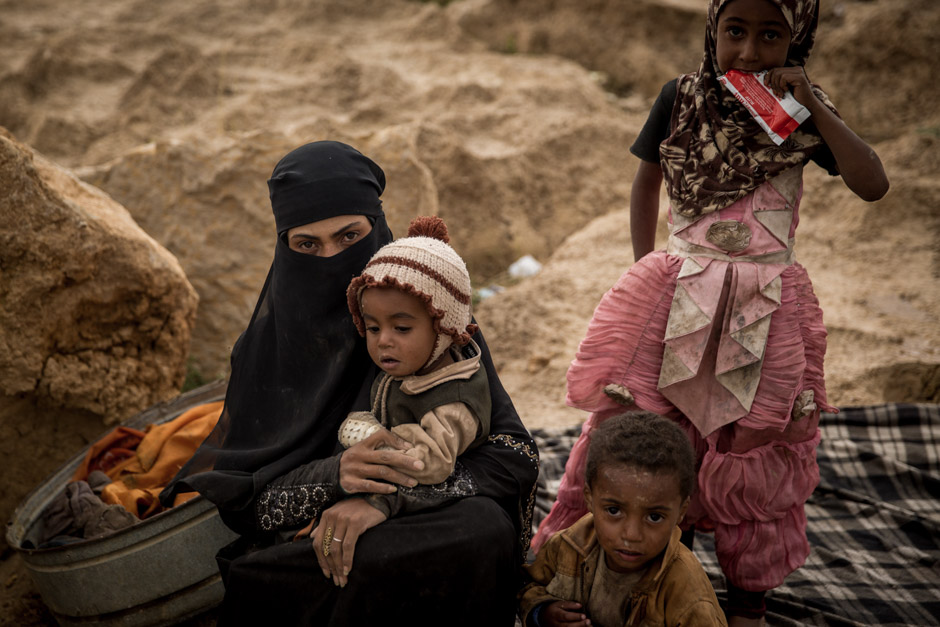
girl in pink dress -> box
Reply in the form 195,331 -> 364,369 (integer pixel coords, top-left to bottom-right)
532,0 -> 888,624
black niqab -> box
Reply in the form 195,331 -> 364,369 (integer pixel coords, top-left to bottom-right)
161,141 -> 392,510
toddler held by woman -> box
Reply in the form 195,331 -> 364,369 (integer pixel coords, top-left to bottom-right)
340,215 -> 491,492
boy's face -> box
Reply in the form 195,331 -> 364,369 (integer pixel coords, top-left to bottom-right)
584,462 -> 690,575
715,0 -> 791,74
361,287 -> 437,377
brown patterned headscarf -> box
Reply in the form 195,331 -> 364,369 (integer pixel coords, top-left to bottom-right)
660,0 -> 837,218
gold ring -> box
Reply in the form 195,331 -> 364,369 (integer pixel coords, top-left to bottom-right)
322,526 -> 333,557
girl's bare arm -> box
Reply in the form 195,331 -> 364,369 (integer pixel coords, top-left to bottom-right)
765,67 -> 889,201
630,159 -> 664,262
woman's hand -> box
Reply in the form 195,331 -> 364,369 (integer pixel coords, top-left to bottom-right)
541,600 -> 592,626
312,498 -> 387,587
339,429 -> 424,494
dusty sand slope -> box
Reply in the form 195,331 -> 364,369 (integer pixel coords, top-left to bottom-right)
0,0 -> 937,623
467,0 -> 940,426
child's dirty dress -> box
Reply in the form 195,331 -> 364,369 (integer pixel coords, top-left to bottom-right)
541,163 -> 835,591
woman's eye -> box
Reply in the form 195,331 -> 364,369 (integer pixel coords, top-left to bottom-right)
297,240 -> 320,254
342,231 -> 360,244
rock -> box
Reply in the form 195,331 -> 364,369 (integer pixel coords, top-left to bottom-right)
76,135 -> 281,380
0,127 -> 198,422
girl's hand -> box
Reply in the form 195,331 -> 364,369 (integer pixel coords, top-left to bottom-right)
764,65 -> 889,201
339,429 -> 424,494
312,498 -> 387,587
763,66 -> 815,107
542,600 -> 592,626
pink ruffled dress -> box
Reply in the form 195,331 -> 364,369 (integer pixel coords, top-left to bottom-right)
533,165 -> 834,591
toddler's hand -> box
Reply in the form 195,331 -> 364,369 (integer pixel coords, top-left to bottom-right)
339,428 -> 424,494
763,66 -> 816,108
541,600 -> 592,626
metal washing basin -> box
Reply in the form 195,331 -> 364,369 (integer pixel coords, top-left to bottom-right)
6,381 -> 237,626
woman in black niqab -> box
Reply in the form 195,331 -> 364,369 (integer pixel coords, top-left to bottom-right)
160,141 -> 539,626
162,140 -> 393,513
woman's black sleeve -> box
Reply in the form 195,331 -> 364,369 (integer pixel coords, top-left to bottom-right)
456,327 -> 541,551
220,454 -> 343,536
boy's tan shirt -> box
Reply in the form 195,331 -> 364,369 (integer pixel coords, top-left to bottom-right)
519,513 -> 727,626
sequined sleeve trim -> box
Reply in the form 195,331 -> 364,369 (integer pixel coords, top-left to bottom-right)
396,461 -> 477,500
519,478 -> 539,557
487,433 -> 540,557
256,483 -> 332,532
487,433 -> 539,466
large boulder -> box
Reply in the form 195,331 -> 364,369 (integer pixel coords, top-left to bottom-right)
76,136 -> 280,381
0,128 -> 198,421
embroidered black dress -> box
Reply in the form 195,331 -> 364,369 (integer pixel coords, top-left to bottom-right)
160,141 -> 539,625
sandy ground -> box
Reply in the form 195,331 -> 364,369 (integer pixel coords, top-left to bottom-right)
1,0 -> 937,624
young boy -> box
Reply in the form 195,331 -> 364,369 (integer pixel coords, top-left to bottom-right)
520,412 -> 726,626
340,216 -> 490,498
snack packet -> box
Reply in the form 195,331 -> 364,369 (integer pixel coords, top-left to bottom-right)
719,69 -> 811,145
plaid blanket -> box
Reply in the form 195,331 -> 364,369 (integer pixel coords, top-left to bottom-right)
529,403 -> 940,626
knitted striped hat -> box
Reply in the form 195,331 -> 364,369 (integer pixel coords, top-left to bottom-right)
347,216 -> 477,368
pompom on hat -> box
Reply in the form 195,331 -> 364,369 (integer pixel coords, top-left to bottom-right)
347,216 -> 477,368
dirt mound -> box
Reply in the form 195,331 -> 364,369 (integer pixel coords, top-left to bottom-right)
2,0 -> 646,380
0,126 -> 197,607
457,0 -> 705,97
462,0 -> 940,425
459,0 -> 940,139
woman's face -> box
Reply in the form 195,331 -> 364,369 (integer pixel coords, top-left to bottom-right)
715,0 -> 791,74
286,214 -> 373,257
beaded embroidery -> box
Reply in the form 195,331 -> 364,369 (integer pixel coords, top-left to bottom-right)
487,433 -> 539,466
486,433 -> 540,556
397,461 -> 477,500
257,483 -> 331,531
